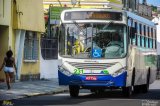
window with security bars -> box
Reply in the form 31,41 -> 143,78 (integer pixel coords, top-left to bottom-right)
41,26 -> 58,59
24,31 -> 39,60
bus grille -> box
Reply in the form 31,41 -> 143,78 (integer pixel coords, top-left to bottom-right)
67,62 -> 116,70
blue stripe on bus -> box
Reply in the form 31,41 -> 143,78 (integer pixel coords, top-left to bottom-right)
58,70 -> 127,87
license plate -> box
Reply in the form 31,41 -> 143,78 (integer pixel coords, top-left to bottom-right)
86,76 -> 97,80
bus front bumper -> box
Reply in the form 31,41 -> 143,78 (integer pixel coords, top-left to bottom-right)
58,70 -> 127,87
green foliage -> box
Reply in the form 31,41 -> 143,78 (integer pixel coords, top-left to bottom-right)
151,5 -> 157,12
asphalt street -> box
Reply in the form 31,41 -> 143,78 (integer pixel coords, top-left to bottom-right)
12,88 -> 160,106
0,80 -> 159,106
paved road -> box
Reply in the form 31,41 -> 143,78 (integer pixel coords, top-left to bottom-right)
11,80 -> 160,106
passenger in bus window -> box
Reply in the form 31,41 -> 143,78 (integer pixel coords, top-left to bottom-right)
108,33 -> 123,47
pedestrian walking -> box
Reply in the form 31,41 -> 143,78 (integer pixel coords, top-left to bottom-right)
0,50 -> 17,90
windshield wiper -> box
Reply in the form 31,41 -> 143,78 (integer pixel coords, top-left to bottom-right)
72,20 -> 86,36
92,21 -> 114,37
71,21 -> 114,43
72,21 -> 93,43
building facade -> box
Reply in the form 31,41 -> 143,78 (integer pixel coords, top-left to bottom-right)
122,0 -> 139,11
0,0 -> 45,81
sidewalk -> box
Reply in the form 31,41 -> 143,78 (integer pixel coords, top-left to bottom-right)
0,79 -> 68,101
0,79 -> 159,101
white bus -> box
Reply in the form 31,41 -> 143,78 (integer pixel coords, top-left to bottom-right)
58,8 -> 157,97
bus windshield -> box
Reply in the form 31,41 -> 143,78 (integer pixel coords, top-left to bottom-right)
59,23 -> 127,59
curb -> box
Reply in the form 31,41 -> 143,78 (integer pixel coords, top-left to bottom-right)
13,89 -> 69,100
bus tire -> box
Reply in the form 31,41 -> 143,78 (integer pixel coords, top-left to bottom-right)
69,85 -> 79,97
133,85 -> 141,93
132,68 -> 141,93
131,68 -> 135,86
122,86 -> 132,97
142,69 -> 150,93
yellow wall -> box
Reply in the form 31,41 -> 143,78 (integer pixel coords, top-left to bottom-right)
14,0 -> 45,32
21,33 -> 41,75
21,61 -> 40,75
11,29 -> 16,56
12,0 -> 45,78
0,0 -> 11,26
0,26 -> 9,80
0,0 -> 45,80
12,0 -> 18,30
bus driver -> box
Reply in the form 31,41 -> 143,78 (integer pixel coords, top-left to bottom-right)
105,33 -> 123,58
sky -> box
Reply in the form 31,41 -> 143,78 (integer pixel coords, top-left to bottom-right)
139,0 -> 160,6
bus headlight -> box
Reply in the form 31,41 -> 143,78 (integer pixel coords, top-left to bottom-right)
58,65 -> 72,76
112,68 -> 126,77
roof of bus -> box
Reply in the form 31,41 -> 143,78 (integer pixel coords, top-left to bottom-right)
62,8 -> 123,13
126,11 -> 155,27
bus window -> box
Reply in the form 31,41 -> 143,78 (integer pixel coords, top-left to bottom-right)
131,27 -> 136,45
134,22 -> 137,33
152,39 -> 154,49
139,24 -> 142,35
146,25 -> 148,37
144,25 -> 146,36
148,27 -> 150,37
135,34 -> 138,46
148,38 -> 150,48
137,22 -> 139,34
144,37 -> 146,47
151,28 -> 153,38
132,34 -> 136,45
142,36 -> 145,47
140,36 -> 142,47
149,38 -> 153,48
138,35 -> 141,46
145,37 -> 148,48
131,22 -> 137,45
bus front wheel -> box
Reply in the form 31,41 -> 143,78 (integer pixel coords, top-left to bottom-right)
69,85 -> 79,97
122,86 -> 132,97
133,85 -> 141,93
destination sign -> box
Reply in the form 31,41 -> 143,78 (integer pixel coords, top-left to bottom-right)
64,11 -> 122,21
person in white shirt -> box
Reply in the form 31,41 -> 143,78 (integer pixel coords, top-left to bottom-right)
105,33 -> 123,58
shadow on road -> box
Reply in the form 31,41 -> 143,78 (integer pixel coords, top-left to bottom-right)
13,89 -> 160,106
78,89 -> 160,100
